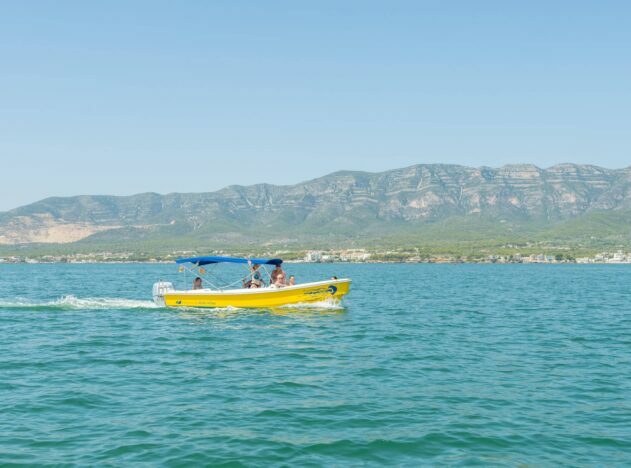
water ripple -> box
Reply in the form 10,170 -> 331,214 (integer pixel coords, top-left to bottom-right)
1,264 -> 631,465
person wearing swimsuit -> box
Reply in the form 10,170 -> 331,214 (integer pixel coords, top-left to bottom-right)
248,261 -> 264,288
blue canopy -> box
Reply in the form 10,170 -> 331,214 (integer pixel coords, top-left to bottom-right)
176,256 -> 283,266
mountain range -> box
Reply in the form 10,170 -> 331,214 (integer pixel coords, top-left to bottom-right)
2,163 -> 631,252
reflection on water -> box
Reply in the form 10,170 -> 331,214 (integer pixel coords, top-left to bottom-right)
173,302 -> 348,321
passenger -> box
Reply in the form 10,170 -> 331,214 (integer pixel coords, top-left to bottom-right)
288,275 -> 296,286
273,272 -> 286,288
248,261 -> 264,288
192,277 -> 203,290
270,264 -> 286,285
331,276 -> 338,280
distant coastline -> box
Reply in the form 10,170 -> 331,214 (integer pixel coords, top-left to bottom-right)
2,248 -> 630,265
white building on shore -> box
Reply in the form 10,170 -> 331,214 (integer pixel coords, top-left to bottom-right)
304,251 -> 323,262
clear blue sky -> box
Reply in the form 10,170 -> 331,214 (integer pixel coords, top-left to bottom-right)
1,1 -> 629,210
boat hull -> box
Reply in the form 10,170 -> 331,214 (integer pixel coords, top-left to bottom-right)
162,279 -> 351,309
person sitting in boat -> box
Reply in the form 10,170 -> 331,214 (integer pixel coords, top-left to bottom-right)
288,275 -> 296,286
272,272 -> 286,288
192,277 -> 203,290
247,261 -> 264,288
270,264 -> 286,285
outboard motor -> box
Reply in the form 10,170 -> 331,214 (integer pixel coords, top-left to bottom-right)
152,281 -> 174,307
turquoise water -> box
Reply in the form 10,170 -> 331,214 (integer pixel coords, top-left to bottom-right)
1,263 -> 631,466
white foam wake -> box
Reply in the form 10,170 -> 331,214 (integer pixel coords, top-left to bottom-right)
0,295 -> 159,310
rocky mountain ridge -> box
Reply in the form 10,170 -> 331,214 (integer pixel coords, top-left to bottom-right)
1,163 -> 630,246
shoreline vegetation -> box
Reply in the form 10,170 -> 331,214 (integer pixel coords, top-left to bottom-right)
1,248 -> 630,265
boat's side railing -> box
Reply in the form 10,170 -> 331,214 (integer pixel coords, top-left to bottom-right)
176,258 -> 280,291
178,261 -> 222,290
219,275 -> 250,290
179,261 -> 259,291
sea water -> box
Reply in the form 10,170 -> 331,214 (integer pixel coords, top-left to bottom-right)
1,263 -> 630,465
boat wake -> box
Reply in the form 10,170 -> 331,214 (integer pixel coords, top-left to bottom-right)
0,297 -> 344,313
0,295 -> 159,311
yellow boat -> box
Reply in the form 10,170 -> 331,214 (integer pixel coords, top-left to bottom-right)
152,255 -> 351,309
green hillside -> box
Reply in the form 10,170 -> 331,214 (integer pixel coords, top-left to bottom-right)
1,163 -> 630,256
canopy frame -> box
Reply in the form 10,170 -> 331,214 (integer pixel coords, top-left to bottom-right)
176,256 -> 280,291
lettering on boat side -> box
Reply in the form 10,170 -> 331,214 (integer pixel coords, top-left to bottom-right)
303,288 -> 327,296
304,286 -> 337,296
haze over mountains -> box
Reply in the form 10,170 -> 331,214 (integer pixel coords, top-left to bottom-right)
2,163 -> 631,251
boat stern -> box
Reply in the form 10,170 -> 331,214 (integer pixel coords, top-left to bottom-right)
152,281 -> 174,307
